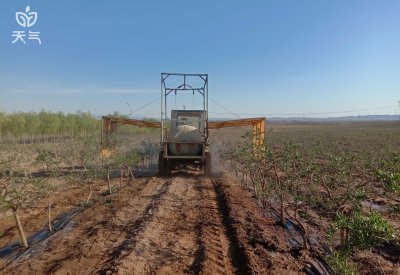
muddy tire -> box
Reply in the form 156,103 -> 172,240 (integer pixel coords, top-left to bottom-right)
204,152 -> 212,176
158,151 -> 167,176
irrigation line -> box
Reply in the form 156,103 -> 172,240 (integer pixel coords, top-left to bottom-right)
208,105 -> 398,117
209,97 -> 241,118
127,96 -> 161,117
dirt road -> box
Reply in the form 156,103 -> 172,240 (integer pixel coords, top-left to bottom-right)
2,173 -> 256,274
1,168 -> 347,274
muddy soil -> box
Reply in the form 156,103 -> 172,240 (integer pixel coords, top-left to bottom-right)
0,171 -> 399,274
0,173 -> 298,274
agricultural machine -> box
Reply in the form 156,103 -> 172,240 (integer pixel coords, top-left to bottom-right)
101,73 -> 266,175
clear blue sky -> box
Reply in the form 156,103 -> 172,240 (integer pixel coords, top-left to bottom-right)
0,1 -> 399,118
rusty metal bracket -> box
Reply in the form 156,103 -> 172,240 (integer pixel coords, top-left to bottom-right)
208,117 -> 266,146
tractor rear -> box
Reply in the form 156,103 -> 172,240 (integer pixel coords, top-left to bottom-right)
158,73 -> 211,175
100,73 -> 266,177
158,109 -> 211,175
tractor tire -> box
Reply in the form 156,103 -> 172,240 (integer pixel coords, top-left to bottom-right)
204,152 -> 212,176
158,151 -> 166,176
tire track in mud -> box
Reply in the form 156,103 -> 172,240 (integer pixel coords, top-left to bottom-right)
189,177 -> 251,275
212,178 -> 251,274
190,177 -> 236,275
111,175 -> 247,275
97,180 -> 171,274
111,176 -> 202,274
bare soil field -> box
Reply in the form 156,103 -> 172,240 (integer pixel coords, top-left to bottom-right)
0,122 -> 399,274
0,170 -> 335,274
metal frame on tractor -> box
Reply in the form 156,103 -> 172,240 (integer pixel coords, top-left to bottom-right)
159,73 -> 211,175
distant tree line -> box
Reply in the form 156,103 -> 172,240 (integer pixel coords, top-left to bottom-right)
0,110 -> 160,144
0,110 -> 100,144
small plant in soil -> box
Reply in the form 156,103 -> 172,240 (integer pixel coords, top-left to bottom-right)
0,175 -> 30,247
33,178 -> 57,232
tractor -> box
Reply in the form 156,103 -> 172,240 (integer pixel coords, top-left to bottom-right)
101,73 -> 266,176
